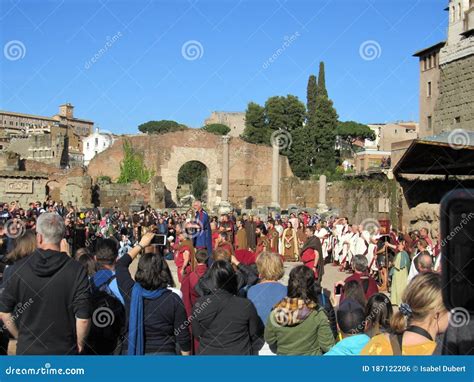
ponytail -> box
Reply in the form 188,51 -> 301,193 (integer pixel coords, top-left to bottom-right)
390,311 -> 407,334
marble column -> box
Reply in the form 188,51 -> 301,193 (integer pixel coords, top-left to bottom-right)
271,142 -> 280,208
317,174 -> 328,212
221,135 -> 230,202
218,135 -> 232,214
319,174 -> 327,206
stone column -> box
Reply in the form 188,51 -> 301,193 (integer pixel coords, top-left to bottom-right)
221,135 -> 230,202
319,174 -> 327,205
271,142 -> 280,208
317,174 -> 328,212
218,135 -> 232,214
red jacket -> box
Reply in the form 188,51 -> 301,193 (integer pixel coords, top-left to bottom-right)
341,272 -> 379,300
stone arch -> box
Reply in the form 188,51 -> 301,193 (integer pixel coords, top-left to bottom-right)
159,147 -> 221,209
45,180 -> 60,201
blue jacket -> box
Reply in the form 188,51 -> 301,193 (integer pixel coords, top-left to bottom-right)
324,334 -> 370,355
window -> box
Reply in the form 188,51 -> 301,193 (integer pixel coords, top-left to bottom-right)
427,81 -> 432,97
95,137 -> 98,145
427,116 -> 432,130
455,116 -> 461,123
428,55 -> 432,68
86,142 -> 89,149
423,58 -> 427,71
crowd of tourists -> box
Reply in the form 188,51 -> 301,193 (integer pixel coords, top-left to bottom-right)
0,198 -> 470,356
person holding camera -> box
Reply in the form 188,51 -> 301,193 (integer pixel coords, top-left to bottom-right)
116,232 -> 190,355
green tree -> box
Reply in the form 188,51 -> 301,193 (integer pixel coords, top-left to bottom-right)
241,102 -> 268,145
178,161 -> 207,184
202,123 -> 231,135
317,61 -> 328,98
311,61 -> 338,173
177,161 -> 208,200
306,74 -> 317,125
117,140 -> 154,184
192,176 -> 206,200
138,120 -> 187,134
288,126 -> 313,179
265,95 -> 305,133
337,121 -> 376,155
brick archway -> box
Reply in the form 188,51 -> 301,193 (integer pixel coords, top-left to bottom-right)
160,146 -> 222,209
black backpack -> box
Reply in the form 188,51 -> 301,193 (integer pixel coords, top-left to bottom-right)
84,275 -> 126,355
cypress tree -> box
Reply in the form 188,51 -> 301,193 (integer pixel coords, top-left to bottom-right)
317,61 -> 328,98
306,74 -> 317,121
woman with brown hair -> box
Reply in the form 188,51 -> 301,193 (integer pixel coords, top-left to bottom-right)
0,230 -> 36,355
361,272 -> 449,355
3,230 -> 36,282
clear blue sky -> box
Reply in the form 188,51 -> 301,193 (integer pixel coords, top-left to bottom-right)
0,0 -> 447,134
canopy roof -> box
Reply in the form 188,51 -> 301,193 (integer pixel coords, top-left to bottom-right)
393,131 -> 474,177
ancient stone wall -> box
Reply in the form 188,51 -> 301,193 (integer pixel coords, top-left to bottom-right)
87,130 -> 293,209
95,181 -> 149,210
0,173 -> 48,206
279,177 -> 319,208
433,55 -> 474,134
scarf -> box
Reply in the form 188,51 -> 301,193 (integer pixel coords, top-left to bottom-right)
128,283 -> 168,355
272,297 -> 317,327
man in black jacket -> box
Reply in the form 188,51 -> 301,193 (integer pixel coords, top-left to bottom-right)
0,213 -> 91,355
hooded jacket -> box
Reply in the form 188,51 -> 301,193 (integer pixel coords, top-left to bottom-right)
264,298 -> 335,355
0,249 -> 91,355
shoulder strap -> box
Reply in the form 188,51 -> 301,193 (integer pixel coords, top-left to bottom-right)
389,333 -> 403,355
406,325 -> 434,341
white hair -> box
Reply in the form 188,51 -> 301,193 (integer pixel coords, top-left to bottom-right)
36,213 -> 66,245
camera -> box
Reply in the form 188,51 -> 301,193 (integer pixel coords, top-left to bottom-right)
151,234 -> 167,246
